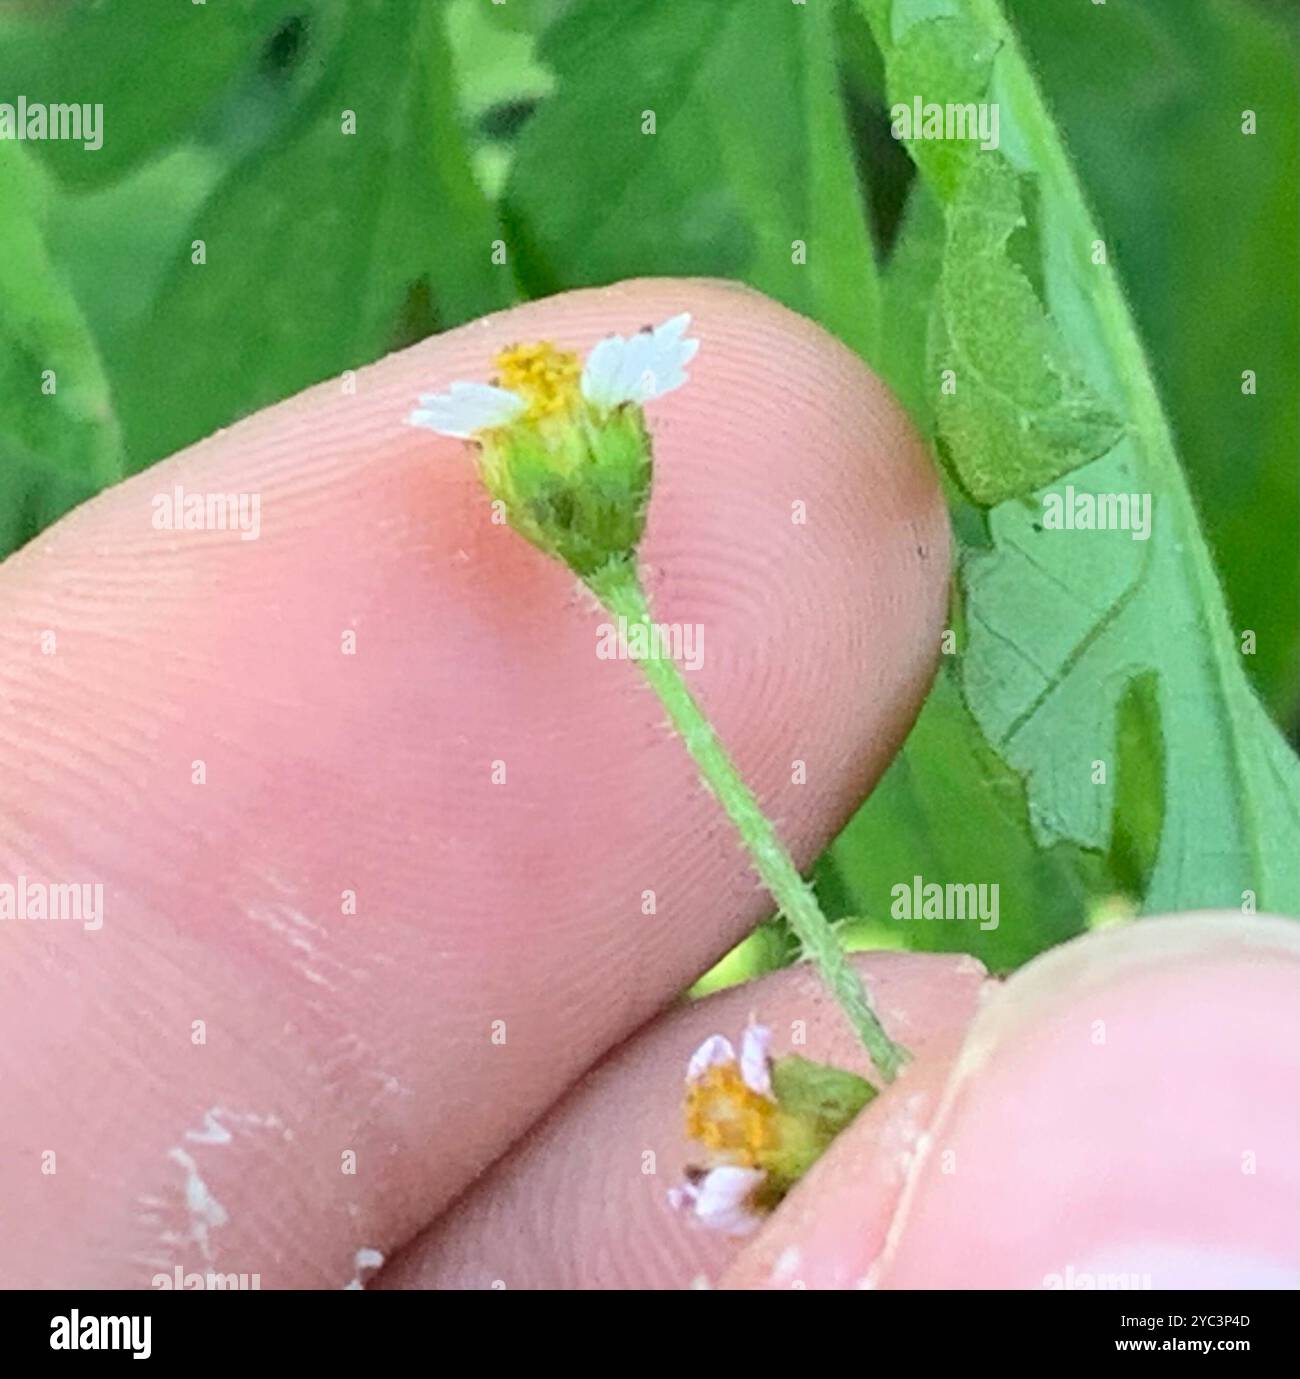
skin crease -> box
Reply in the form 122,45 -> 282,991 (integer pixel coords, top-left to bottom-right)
2,282 -> 1293,1291
0,279 -> 951,1287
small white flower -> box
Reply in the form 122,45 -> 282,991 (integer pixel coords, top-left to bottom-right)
407,382 -> 525,439
672,1025 -> 777,1235
671,1022 -> 874,1239
669,1166 -> 766,1237
580,312 -> 699,409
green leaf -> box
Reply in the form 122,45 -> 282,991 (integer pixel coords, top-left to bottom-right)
0,1 -> 300,187
883,9 -> 998,199
49,0 -> 510,470
963,460 -> 1300,914
929,154 -> 1124,504
506,0 -> 880,358
1004,0 -> 1299,723
447,0 -> 556,121
818,667 -> 1104,972
854,0 -> 1300,917
0,143 -> 122,560
887,17 -> 1123,504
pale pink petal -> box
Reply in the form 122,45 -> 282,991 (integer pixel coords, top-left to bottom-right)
691,1166 -> 766,1236
739,1023 -> 774,1097
686,1034 -> 735,1083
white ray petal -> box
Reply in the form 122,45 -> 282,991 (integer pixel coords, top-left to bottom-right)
638,367 -> 688,402
580,313 -> 699,408
618,329 -> 659,402
669,334 -> 701,369
739,1024 -> 774,1097
690,1166 -> 766,1236
579,335 -> 627,408
633,316 -> 699,402
407,382 -> 525,438
655,311 -> 692,344
686,1034 -> 735,1083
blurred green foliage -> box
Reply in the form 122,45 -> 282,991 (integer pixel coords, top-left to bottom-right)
0,0 -> 1295,981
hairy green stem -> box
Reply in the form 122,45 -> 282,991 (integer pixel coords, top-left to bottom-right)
587,557 -> 909,1082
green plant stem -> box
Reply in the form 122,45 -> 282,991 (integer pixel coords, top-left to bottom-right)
587,557 -> 909,1082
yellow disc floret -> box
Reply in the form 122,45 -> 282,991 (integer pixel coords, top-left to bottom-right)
685,1064 -> 778,1168
494,341 -> 581,421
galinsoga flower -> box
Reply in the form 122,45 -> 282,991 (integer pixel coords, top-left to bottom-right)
408,314 -> 699,576
669,1024 -> 878,1236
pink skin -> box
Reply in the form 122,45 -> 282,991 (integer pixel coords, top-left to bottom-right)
1,280 -> 1293,1290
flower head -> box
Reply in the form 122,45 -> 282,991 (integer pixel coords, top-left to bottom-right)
407,314 -> 699,579
668,1022 -> 878,1236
